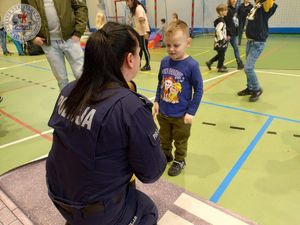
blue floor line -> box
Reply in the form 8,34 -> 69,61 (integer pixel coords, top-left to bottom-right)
209,116 -> 274,203
202,101 -> 300,124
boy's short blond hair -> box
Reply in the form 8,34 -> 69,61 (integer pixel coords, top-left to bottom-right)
165,20 -> 190,37
216,4 -> 228,15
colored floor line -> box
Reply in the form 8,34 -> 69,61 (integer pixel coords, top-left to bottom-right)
0,129 -> 53,149
138,86 -> 300,124
0,109 -> 52,142
202,101 -> 300,124
210,116 -> 274,203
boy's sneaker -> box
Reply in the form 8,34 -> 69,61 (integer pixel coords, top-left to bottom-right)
141,65 -> 151,71
206,61 -> 212,70
221,65 -> 227,70
168,160 -> 185,176
237,62 -> 244,70
217,67 -> 228,73
237,88 -> 253,96
249,89 -> 263,102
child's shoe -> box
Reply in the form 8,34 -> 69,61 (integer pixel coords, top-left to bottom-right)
217,67 -> 228,73
141,65 -> 151,71
206,61 -> 212,70
168,160 -> 185,176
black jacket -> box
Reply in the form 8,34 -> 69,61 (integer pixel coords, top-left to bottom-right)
246,3 -> 278,42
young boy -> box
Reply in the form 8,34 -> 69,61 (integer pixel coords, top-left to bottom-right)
206,4 -> 229,72
153,20 -> 203,176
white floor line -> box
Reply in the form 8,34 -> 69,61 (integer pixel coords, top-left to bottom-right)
203,70 -> 239,83
0,59 -> 47,71
194,50 -> 210,57
0,129 -> 53,149
175,193 -> 250,225
158,211 -> 193,225
256,70 -> 300,77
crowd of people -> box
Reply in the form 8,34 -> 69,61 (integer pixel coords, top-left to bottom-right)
1,0 -> 277,224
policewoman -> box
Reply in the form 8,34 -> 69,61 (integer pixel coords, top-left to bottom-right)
46,22 -> 167,225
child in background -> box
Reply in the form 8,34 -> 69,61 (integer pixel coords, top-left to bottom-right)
206,4 -> 229,72
153,20 -> 203,176
237,0 -> 253,45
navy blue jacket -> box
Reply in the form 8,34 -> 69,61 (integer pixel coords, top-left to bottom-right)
246,3 -> 278,42
46,82 -> 166,223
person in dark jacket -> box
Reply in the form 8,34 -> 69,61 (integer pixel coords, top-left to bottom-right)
224,0 -> 244,69
237,0 -> 253,45
46,22 -> 167,225
237,0 -> 277,102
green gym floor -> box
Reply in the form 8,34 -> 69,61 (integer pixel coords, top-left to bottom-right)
1,34 -> 300,225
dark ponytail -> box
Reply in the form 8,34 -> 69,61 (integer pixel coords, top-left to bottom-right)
63,22 -> 140,122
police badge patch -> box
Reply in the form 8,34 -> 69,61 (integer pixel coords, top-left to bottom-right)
4,4 -> 41,43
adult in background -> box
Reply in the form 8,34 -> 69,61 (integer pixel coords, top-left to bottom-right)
0,15 -> 13,56
224,0 -> 244,70
21,0 -> 88,90
237,0 -> 253,45
237,0 -> 277,102
126,0 -> 151,71
46,22 -> 166,225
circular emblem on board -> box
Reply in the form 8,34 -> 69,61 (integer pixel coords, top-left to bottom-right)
4,4 -> 41,43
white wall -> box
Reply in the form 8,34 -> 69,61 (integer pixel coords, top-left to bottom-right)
102,0 -> 300,29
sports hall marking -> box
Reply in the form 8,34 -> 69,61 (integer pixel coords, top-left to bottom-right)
210,116 -> 274,203
158,211 -> 193,225
193,50 -> 210,56
256,70 -> 300,78
0,59 -> 46,71
0,129 -> 53,149
174,193 -> 251,225
0,109 -> 52,142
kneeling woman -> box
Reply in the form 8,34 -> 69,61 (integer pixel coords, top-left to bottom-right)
46,22 -> 166,225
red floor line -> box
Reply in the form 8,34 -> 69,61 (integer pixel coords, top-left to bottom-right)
204,72 -> 237,92
0,109 -> 52,142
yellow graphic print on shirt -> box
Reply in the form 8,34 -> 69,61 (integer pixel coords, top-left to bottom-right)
161,76 -> 182,104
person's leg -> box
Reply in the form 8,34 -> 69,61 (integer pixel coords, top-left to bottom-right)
172,118 -> 191,162
12,39 -> 24,55
41,40 -> 68,90
0,30 -> 9,54
230,36 -> 243,68
157,113 -> 173,162
217,48 -> 226,69
140,36 -> 151,70
238,20 -> 245,45
206,51 -> 219,70
62,39 -> 84,80
244,41 -> 265,91
168,117 -> 191,176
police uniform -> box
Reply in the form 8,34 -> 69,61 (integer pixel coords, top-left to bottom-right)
46,81 -> 167,225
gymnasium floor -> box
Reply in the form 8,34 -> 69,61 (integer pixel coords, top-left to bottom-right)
0,34 -> 300,225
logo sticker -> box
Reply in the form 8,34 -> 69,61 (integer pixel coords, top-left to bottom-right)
4,4 -> 41,43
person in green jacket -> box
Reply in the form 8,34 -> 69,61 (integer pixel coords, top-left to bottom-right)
21,0 -> 88,90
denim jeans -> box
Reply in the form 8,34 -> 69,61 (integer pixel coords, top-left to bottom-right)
244,40 -> 265,91
0,29 -> 9,53
42,39 -> 84,90
12,39 -> 24,55
230,35 -> 242,64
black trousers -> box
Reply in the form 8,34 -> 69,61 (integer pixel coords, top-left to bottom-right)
140,35 -> 150,67
210,47 -> 227,69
